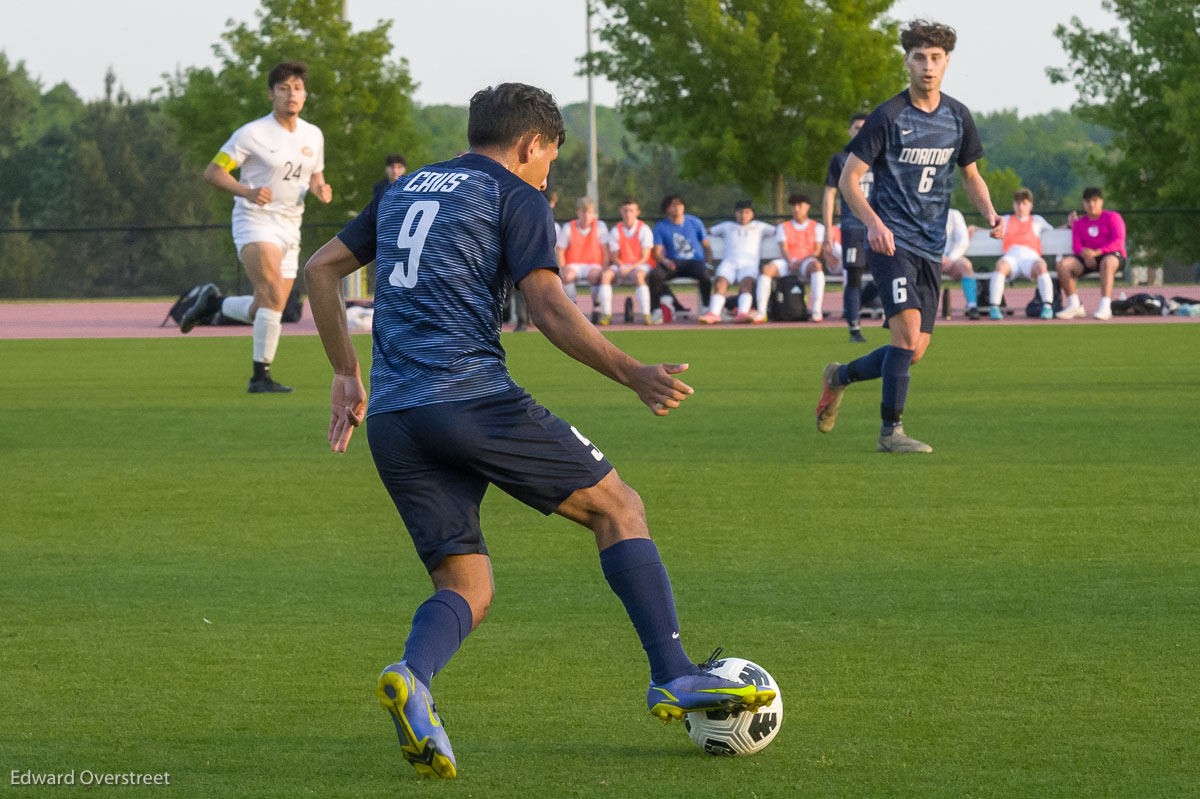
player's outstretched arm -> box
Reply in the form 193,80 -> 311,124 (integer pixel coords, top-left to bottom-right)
304,237 -> 368,452
519,268 -> 693,416
961,162 -> 1004,239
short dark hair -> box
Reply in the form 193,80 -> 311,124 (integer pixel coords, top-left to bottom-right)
620,196 -> 639,207
467,83 -> 566,150
900,20 -> 957,53
850,112 -> 870,124
267,61 -> 308,89
1013,188 -> 1033,204
735,200 -> 754,212
384,154 -> 407,167
788,193 -> 812,206
1082,186 -> 1104,200
661,194 -> 685,213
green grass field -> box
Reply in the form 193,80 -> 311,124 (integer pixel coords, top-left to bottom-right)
3,325 -> 1198,797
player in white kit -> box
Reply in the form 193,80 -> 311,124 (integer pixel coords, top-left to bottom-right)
182,61 -> 333,393
701,201 -> 775,324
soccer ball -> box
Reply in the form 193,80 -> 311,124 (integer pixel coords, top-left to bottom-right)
684,657 -> 783,757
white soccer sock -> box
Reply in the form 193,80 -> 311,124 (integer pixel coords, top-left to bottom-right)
1098,296 -> 1112,313
809,271 -> 826,315
564,281 -> 577,302
708,293 -> 726,316
221,295 -> 254,324
1066,293 -> 1080,309
755,275 -> 773,317
1037,272 -> 1054,306
599,284 -> 613,317
253,308 -> 283,363
635,284 -> 650,315
989,272 -> 1006,306
737,292 -> 753,316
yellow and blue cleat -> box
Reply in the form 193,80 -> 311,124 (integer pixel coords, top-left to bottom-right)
376,662 -> 457,779
647,650 -> 777,724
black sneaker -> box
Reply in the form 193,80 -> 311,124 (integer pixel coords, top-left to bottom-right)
180,283 -> 219,334
849,328 -> 868,343
966,306 -> 980,321
247,376 -> 294,393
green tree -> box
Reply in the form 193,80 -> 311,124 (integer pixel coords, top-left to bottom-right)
163,0 -> 422,222
972,109 -> 1111,213
589,0 -> 902,212
1049,0 -> 1200,263
951,158 -> 1021,225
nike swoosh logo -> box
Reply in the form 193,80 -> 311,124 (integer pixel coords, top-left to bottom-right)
901,129 -> 913,135
671,631 -> 680,639
423,694 -> 441,727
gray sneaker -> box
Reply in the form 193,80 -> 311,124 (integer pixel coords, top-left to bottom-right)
877,425 -> 932,453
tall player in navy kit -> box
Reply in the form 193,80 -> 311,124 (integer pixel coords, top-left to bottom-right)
823,112 -> 872,343
303,84 -> 773,779
815,20 -> 1003,453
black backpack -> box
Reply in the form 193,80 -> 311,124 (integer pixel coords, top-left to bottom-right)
767,275 -> 809,322
1025,276 -> 1063,317
1112,293 -> 1167,316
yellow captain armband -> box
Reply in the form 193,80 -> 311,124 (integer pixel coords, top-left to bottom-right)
212,151 -> 237,172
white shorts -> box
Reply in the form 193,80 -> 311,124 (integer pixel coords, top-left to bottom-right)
715,257 -> 760,284
562,262 -> 603,279
997,245 -> 1044,280
608,263 -> 651,283
767,256 -> 820,276
232,208 -> 302,279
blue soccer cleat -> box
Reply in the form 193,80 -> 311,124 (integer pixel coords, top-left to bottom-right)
647,649 -> 777,724
376,662 -> 457,779
989,305 -> 1004,320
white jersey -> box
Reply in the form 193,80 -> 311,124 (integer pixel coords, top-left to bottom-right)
944,208 -> 970,261
710,219 -> 774,265
216,114 -> 325,220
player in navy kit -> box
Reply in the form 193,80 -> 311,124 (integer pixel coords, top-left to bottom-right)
823,112 -> 872,342
303,84 -> 774,779
815,20 -> 1003,453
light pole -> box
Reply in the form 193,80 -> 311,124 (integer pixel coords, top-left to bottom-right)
586,0 -> 599,214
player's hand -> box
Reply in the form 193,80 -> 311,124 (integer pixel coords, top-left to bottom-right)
630,363 -> 693,416
245,186 -> 273,205
987,212 -> 1005,239
1067,210 -> 1079,225
328,374 -> 367,453
867,219 -> 895,255
313,182 -> 333,204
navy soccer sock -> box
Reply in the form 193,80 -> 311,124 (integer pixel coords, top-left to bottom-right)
880,345 -> 915,431
401,589 -> 473,688
844,287 -> 863,329
838,345 -> 888,386
600,538 -> 698,683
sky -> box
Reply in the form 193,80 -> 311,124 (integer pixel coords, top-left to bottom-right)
2,0 -> 1120,116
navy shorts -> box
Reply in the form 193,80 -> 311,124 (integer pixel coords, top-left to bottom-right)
868,246 -> 941,334
840,227 -> 868,269
366,387 -> 614,572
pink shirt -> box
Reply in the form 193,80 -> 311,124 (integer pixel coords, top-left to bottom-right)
1072,210 -> 1126,257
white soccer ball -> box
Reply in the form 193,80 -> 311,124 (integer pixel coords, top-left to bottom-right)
684,657 -> 783,757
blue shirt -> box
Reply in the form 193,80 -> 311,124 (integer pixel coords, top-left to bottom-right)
653,214 -> 709,262
849,89 -> 984,260
337,153 -> 558,416
824,149 -> 873,232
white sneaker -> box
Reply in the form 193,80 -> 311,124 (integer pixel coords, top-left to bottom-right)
810,312 -> 823,323
1093,307 -> 1112,320
1055,304 -> 1087,320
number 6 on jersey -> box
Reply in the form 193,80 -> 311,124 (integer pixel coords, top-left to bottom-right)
389,200 -> 440,289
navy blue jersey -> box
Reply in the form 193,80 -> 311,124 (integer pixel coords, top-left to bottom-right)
824,149 -> 873,232
849,90 -> 984,260
337,153 -> 558,416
